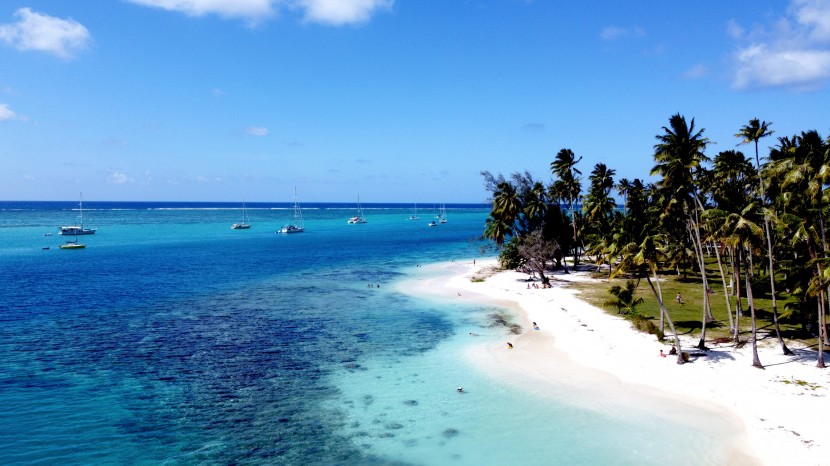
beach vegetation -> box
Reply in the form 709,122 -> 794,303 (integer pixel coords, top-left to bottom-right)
604,280 -> 644,315
482,112 -> 830,369
629,314 -> 665,341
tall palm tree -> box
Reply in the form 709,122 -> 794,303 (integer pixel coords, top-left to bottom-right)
583,163 -> 617,268
714,203 -> 766,368
551,148 -> 582,267
737,119 -> 792,355
769,131 -> 830,366
703,150 -> 756,336
652,114 -> 713,349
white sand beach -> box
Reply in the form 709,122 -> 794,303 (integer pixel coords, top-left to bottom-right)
405,259 -> 830,466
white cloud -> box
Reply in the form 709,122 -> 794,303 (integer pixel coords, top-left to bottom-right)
600,25 -> 645,41
245,126 -> 270,136
127,0 -> 275,24
128,0 -> 393,26
0,103 -> 17,122
294,0 -> 393,26
108,171 -> 135,184
731,0 -> 830,90
0,8 -> 91,59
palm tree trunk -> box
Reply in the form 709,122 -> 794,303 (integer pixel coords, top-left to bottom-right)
653,266 -> 665,334
570,198 -> 579,268
749,136 -> 791,354
734,247 -> 743,343
762,214 -> 792,354
819,210 -> 830,348
715,244 -> 735,334
744,254 -> 764,368
646,272 -> 684,364
818,293 -> 826,368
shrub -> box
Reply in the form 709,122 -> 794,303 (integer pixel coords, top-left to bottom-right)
629,315 -> 665,341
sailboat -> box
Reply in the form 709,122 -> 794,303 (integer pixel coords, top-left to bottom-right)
231,201 -> 251,229
59,193 -> 96,235
347,195 -> 367,224
59,237 -> 86,249
407,203 -> 420,220
280,188 -> 305,234
439,204 -> 448,224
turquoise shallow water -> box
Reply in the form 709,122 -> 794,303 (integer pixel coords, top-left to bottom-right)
0,201 -> 742,465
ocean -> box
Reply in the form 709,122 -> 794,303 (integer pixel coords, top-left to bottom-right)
0,201 -> 742,465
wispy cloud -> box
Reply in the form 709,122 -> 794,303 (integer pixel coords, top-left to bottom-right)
245,126 -> 270,136
0,8 -> 91,59
731,0 -> 830,91
295,0 -> 393,26
128,0 -> 393,26
108,171 -> 135,184
127,0 -> 276,25
600,25 -> 645,41
0,103 -> 18,122
681,63 -> 708,80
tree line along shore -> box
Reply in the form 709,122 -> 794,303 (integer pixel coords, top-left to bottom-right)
482,114 -> 829,369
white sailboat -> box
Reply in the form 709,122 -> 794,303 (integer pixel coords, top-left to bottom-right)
59,193 -> 96,235
231,201 -> 251,229
59,237 -> 86,249
280,188 -> 305,234
347,195 -> 367,224
439,204 -> 448,224
408,203 -> 420,220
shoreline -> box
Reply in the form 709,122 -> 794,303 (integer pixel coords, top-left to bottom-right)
401,259 -> 830,465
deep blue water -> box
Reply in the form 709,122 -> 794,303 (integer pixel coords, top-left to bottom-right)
0,201 -> 491,464
0,201 -> 745,465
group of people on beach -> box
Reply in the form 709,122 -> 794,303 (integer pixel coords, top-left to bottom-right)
526,282 -> 551,289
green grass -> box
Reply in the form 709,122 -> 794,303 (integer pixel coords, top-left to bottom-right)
569,261 -> 810,346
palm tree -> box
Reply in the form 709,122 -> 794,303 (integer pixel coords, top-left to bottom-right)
714,203 -> 766,368
551,148 -> 582,267
769,131 -> 830,367
605,281 -> 645,315
652,114 -> 713,349
703,150 -> 756,336
484,181 -> 520,245
583,163 -> 617,269
737,119 -> 792,355
613,233 -> 685,364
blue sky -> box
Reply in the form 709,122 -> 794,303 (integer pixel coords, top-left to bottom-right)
2,1 -> 829,203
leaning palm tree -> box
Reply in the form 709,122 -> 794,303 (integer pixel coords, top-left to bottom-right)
737,119 -> 792,355
613,234 -> 685,364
